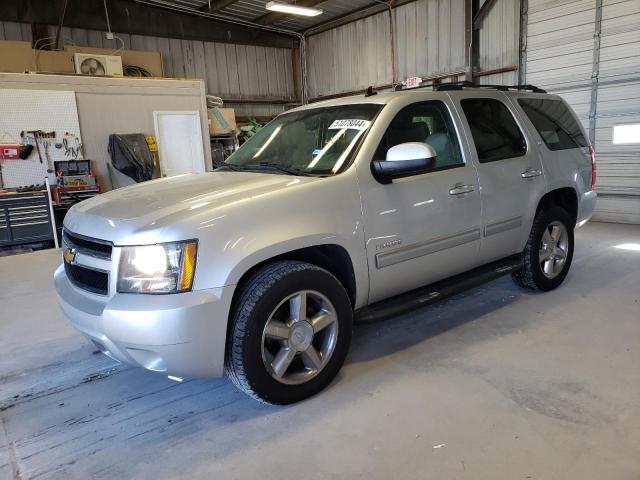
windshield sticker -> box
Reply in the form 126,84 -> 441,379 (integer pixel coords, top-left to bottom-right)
328,119 -> 371,131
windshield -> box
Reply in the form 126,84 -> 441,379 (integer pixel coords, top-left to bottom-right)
224,103 -> 383,176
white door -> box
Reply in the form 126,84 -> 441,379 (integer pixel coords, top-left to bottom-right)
153,111 -> 205,177
358,100 -> 482,304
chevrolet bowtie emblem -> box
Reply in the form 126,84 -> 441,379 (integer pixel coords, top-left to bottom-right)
63,247 -> 77,265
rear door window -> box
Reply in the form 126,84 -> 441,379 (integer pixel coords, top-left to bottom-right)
460,98 -> 527,163
518,98 -> 589,151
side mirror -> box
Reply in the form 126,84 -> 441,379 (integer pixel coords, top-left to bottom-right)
371,142 -> 437,184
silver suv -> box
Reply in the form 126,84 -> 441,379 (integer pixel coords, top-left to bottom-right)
55,85 -> 597,404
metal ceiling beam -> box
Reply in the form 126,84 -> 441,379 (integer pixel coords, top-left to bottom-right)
472,0 -> 498,30
254,0 -> 326,26
0,0 -> 299,48
303,0 -> 416,36
197,0 -> 239,13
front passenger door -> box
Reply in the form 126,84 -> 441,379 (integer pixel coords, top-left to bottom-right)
358,100 -> 482,304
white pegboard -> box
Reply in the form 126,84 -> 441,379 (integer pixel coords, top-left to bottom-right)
0,89 -> 82,188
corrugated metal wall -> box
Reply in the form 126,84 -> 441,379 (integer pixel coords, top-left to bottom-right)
394,0 -> 467,80
306,0 -> 467,99
593,0 -> 640,223
306,12 -> 392,100
526,0 -> 594,131
525,0 -> 640,223
0,21 -> 32,42
1,20 -> 296,116
477,0 -> 520,85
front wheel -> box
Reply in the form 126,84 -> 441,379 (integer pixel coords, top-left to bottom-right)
225,261 -> 353,404
512,206 -> 574,291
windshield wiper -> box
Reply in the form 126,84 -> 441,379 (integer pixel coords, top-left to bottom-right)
243,163 -> 317,177
215,164 -> 245,172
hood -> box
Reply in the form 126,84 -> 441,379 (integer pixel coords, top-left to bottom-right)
63,171 -> 318,244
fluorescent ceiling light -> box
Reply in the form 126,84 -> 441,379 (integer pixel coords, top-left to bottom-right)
265,1 -> 323,16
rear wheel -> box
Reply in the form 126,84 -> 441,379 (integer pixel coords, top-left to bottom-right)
512,206 -> 574,291
225,261 -> 352,404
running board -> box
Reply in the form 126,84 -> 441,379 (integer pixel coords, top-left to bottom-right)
355,254 -> 522,324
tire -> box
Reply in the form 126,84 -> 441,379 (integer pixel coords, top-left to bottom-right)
512,206 -> 574,291
225,261 -> 353,404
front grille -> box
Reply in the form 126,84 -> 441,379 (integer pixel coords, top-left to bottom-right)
65,262 -> 109,296
63,230 -> 112,259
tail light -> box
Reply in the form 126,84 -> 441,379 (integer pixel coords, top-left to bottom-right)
589,145 -> 596,191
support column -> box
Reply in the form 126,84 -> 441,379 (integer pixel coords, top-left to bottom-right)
588,0 -> 603,147
464,0 -> 473,82
518,0 -> 528,86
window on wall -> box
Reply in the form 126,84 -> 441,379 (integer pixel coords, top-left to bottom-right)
612,124 -> 640,145
374,101 -> 463,172
518,98 -> 589,150
460,98 -> 527,163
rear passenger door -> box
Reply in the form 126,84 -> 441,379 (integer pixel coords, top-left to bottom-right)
453,94 -> 546,263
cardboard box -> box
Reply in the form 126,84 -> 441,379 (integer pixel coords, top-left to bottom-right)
0,41 -> 35,73
35,50 -> 75,73
208,108 -> 237,135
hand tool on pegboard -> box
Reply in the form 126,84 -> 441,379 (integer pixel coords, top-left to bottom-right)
41,131 -> 56,172
62,133 -> 83,160
22,130 -> 44,163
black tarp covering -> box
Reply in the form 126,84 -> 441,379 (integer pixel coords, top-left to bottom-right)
108,134 -> 154,183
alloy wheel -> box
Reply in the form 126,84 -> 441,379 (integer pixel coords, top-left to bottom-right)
261,290 -> 339,385
539,221 -> 569,279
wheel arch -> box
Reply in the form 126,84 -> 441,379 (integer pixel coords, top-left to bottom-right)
536,187 -> 578,226
229,243 -> 358,311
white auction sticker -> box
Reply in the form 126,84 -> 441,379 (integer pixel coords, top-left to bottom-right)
328,119 -> 371,130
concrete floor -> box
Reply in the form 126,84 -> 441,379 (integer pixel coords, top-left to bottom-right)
0,221 -> 639,480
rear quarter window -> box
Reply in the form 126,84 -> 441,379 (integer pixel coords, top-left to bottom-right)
518,98 -> 589,151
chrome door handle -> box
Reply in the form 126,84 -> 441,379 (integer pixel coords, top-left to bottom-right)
521,168 -> 542,179
449,184 -> 475,196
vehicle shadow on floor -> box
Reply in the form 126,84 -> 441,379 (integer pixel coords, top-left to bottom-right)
347,277 -> 532,365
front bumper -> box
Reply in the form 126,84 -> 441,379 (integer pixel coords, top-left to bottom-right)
54,264 -> 234,378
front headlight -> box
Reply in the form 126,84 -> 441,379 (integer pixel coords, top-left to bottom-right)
117,240 -> 198,294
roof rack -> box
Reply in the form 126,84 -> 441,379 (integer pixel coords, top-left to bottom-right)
436,81 -> 547,94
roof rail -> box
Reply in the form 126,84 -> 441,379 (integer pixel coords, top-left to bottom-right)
436,82 -> 547,94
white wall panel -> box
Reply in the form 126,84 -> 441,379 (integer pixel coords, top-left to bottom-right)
599,0 -> 640,82
0,73 -> 211,191
526,0 -> 596,90
525,0 -> 640,223
593,0 -> 640,222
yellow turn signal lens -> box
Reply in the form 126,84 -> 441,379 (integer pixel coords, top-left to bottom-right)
179,240 -> 198,291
